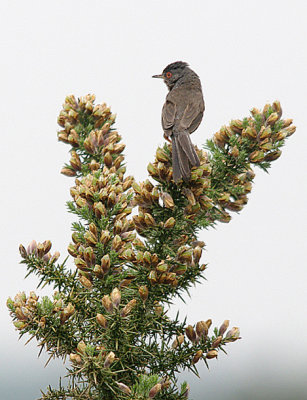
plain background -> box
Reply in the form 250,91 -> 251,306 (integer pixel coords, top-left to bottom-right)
1,1 -> 306,399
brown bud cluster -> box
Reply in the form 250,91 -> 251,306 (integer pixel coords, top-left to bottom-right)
60,302 -> 75,324
58,94 -> 114,148
70,340 -> 116,369
19,240 -> 60,266
7,291 -> 39,329
7,291 -> 77,330
58,95 -> 128,181
67,168 -> 137,284
213,101 -> 295,166
145,145 -> 213,224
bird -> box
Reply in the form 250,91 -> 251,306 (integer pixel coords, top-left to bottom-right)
152,61 -> 205,183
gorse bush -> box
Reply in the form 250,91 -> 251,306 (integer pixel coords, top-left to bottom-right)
7,95 -> 295,399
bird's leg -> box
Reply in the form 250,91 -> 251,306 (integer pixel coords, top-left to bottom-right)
164,133 -> 172,143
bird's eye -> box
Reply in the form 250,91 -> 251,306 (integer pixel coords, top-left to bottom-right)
166,72 -> 172,78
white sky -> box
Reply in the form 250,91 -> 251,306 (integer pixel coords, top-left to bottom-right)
1,1 -> 307,399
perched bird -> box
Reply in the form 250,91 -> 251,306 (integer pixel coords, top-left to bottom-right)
153,61 -> 205,182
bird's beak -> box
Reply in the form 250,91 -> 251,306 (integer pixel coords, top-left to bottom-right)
152,74 -> 164,79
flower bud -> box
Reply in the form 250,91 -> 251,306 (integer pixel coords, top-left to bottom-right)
192,350 -> 203,364
93,202 -> 106,218
143,251 -> 152,264
249,150 -> 265,163
76,196 -> 87,208
27,240 -> 37,255
148,270 -> 157,284
77,341 -> 86,355
84,231 -> 97,246
206,350 -> 218,359
156,147 -> 169,162
42,240 -> 52,254
266,112 -> 279,126
172,265 -> 187,275
163,217 -> 176,229
178,248 -> 193,264
230,119 -> 243,133
193,246 -> 202,263
84,246 -> 95,266
272,100 -> 282,116
285,125 -> 296,136
61,167 -> 76,177
14,321 -> 27,330
19,244 -> 27,258
219,320 -> 230,336
183,188 -> 196,205
172,334 -> 184,349
110,288 -> 121,308
161,192 -> 175,209
111,235 -> 122,251
211,335 -> 223,348
196,321 -> 208,338
259,126 -> 271,139
70,353 -> 82,364
143,213 -> 155,227
250,107 -> 261,117
264,150 -> 281,161
121,299 -> 137,317
90,159 -> 100,171
230,145 -> 239,158
104,152 -> 113,168
96,313 -> 107,328
116,382 -> 131,395
60,303 -> 75,324
138,285 -> 149,302
114,143 -> 125,153
50,251 -> 60,263
185,325 -> 197,342
282,118 -> 293,128
154,302 -> 163,316
206,319 -> 212,329
79,275 -> 93,289
104,351 -> 115,368
101,254 -> 111,273
247,126 -> 258,139
147,162 -> 159,177
102,295 -> 113,313
149,383 -> 162,398
94,264 -> 104,278
225,327 -> 240,341
70,151 -> 81,170
74,257 -> 87,271
68,243 -> 78,257
58,131 -> 69,142
100,230 -> 111,245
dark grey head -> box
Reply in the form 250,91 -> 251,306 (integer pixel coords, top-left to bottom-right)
153,61 -> 195,90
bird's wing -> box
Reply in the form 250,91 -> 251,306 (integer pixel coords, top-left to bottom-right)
180,102 -> 203,131
162,99 -> 176,131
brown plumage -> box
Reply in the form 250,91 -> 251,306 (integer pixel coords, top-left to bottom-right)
153,61 -> 205,182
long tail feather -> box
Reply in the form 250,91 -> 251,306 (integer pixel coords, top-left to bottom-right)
172,132 -> 197,182
177,131 -> 200,167
171,136 -> 181,182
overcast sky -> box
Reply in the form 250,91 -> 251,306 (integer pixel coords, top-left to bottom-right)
1,1 -> 307,399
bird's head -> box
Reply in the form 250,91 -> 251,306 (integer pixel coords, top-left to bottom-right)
152,61 -> 190,89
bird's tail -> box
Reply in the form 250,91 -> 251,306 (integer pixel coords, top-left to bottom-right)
172,131 -> 200,183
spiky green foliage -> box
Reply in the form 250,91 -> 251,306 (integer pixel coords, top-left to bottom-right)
7,95 -> 295,399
